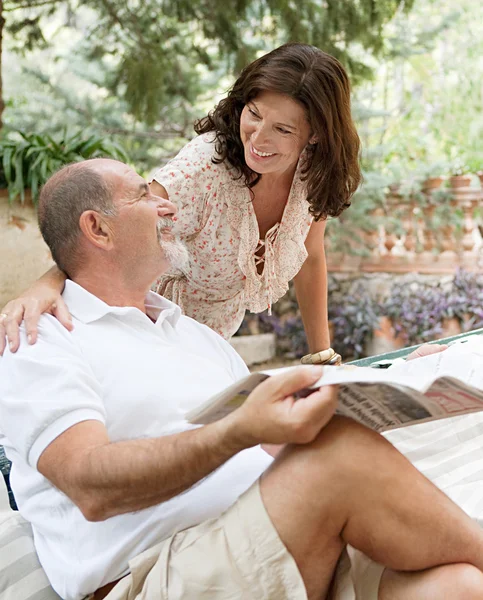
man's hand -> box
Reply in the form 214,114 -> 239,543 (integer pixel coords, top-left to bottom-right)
227,366 -> 338,448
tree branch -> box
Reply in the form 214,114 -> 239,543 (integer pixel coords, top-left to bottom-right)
98,125 -> 189,140
95,0 -> 145,47
4,0 -> 63,11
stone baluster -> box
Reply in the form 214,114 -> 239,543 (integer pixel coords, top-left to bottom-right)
420,205 -> 436,254
369,207 -> 385,257
403,201 -> 417,253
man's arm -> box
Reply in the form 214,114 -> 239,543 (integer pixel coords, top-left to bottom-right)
38,367 -> 337,522
38,418 -> 248,521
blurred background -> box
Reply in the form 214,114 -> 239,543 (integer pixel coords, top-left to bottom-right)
1,0 -> 483,362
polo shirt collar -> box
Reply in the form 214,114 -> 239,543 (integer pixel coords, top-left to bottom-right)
63,280 -> 182,327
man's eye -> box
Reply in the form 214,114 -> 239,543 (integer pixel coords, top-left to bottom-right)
277,128 -> 291,134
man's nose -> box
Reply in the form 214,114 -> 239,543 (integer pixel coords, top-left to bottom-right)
156,197 -> 177,218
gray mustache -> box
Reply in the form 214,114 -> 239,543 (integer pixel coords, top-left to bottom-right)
157,217 -> 174,231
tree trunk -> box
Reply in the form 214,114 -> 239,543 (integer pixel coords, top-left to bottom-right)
0,0 -> 4,131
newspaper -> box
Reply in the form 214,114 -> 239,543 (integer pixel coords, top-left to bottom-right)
186,336 -> 483,432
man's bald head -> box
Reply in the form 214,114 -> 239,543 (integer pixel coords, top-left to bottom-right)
38,159 -> 122,276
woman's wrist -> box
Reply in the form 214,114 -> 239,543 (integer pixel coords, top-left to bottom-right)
47,265 -> 67,286
30,266 -> 66,294
301,347 -> 342,366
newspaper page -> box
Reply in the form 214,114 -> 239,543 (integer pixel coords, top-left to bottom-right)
187,336 -> 483,428
186,367 -> 297,424
317,336 -> 483,431
335,377 -> 483,432
188,372 -> 269,424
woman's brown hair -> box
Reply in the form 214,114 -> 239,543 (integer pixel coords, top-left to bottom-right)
195,42 -> 361,220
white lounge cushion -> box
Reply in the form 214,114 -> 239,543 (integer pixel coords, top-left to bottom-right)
0,476 -> 60,600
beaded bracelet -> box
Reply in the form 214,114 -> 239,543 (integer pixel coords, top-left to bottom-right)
300,347 -> 342,366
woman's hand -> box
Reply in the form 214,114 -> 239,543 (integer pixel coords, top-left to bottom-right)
0,268 -> 72,355
406,343 -> 448,362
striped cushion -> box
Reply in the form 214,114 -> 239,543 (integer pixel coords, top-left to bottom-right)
0,479 -> 60,600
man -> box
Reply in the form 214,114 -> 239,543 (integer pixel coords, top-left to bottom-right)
1,159 -> 483,600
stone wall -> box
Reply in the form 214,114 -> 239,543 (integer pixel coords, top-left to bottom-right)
0,192 -> 54,307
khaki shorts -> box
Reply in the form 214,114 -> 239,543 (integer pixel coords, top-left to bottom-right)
104,481 -> 307,600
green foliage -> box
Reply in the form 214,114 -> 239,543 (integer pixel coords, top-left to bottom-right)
450,158 -> 471,176
357,0 -> 483,179
5,0 -> 413,125
466,154 -> 483,174
5,64 -> 193,175
0,129 -> 128,204
418,162 -> 448,180
326,171 -> 390,255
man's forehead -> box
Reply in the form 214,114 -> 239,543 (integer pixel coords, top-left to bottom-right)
99,163 -> 146,198
122,172 -> 148,194
90,159 -> 141,182
116,178 -> 149,208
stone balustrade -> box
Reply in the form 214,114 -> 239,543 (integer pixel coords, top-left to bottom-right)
326,186 -> 483,273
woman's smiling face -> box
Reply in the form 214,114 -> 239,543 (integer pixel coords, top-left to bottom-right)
239,91 -> 313,177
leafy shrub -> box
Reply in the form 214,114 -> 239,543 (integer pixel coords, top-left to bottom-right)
383,270 -> 483,346
450,269 -> 483,330
0,130 -> 128,204
329,283 -> 380,357
237,270 -> 483,360
381,282 -> 445,345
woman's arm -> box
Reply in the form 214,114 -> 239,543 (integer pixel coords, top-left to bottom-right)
149,180 -> 169,199
293,219 -> 331,354
0,265 -> 71,354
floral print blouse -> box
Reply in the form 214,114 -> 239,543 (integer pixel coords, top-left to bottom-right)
151,134 -> 313,339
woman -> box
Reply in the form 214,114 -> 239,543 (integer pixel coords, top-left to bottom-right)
0,43 -> 361,364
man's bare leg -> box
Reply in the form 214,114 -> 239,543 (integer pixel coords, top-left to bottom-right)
379,564 -> 483,599
260,416 -> 483,600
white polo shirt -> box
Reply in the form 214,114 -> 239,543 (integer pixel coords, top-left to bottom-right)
0,281 -> 272,600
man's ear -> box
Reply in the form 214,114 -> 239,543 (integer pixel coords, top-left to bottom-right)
79,210 -> 114,250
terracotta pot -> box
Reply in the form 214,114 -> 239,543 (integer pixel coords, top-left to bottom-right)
478,172 -> 483,188
439,317 -> 462,339
365,316 -> 406,356
449,175 -> 472,189
422,176 -> 443,191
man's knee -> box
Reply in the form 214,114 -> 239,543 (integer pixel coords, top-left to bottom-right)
290,415 -> 393,478
265,415 -> 390,504
310,414 -> 388,453
263,414 -> 412,519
